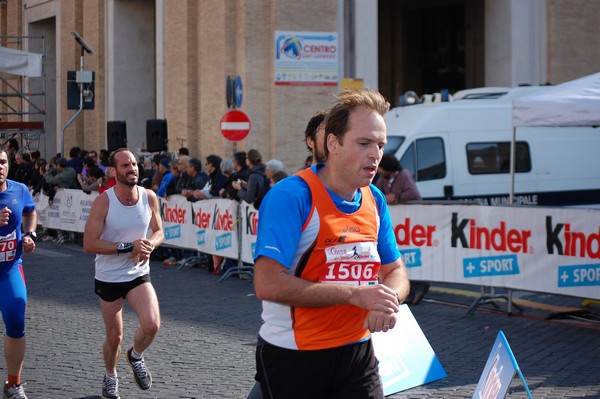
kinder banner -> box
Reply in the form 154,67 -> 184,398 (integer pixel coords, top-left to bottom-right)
35,190 -> 600,300
391,204 -> 600,300
35,190 -> 240,259
159,196 -> 239,259
239,201 -> 258,264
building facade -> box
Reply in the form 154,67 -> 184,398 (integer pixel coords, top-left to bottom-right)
1,0 -> 598,171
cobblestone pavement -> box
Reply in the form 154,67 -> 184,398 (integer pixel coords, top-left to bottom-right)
4,241 -> 600,398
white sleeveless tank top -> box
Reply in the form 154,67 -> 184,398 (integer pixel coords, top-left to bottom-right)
94,186 -> 152,282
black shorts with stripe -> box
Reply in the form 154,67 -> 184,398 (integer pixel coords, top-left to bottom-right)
94,274 -> 151,302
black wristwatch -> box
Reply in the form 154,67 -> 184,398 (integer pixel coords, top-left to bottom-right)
23,231 -> 37,242
117,242 -> 134,254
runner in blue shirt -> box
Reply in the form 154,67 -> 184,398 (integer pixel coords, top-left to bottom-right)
0,148 -> 37,399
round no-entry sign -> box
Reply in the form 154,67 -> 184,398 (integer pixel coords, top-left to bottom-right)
220,109 -> 251,142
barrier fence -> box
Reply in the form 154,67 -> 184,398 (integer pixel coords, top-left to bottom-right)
35,189 -> 600,300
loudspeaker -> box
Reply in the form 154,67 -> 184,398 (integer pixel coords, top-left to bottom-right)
107,120 -> 127,152
146,119 -> 168,152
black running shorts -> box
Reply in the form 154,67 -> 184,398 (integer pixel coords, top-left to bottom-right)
94,274 -> 151,302
255,338 -> 383,399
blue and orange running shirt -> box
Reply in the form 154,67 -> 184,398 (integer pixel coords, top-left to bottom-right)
254,165 -> 401,350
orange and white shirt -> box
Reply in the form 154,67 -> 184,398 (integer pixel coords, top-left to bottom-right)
257,167 -> 391,350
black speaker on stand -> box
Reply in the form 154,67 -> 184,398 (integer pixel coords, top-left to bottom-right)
107,120 -> 127,152
146,119 -> 168,152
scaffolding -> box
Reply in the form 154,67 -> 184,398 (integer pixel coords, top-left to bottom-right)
0,35 -> 46,154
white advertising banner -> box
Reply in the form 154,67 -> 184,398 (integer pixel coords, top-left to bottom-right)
35,189 -> 96,232
239,201 -> 259,264
391,204 -> 600,300
274,31 -> 338,86
35,190 -> 600,300
160,196 -> 239,259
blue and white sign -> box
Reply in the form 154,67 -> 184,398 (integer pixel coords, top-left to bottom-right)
234,75 -> 243,108
372,304 -> 446,396
274,31 -> 338,86
473,331 -> 532,399
463,255 -> 520,278
558,263 -> 600,287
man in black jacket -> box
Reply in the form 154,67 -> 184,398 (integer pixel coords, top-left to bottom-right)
232,149 -> 268,205
180,158 -> 209,202
13,153 -> 34,186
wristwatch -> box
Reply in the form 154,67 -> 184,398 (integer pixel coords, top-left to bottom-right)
23,231 -> 37,242
117,242 -> 134,254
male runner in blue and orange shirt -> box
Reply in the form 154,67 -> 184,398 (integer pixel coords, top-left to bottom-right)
253,89 -> 410,399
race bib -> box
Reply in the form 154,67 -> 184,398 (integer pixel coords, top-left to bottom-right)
0,230 -> 17,262
320,242 -> 381,286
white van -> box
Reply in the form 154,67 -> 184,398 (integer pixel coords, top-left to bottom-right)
383,86 -> 600,207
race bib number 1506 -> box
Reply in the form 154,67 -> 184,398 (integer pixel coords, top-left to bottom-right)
320,242 -> 380,285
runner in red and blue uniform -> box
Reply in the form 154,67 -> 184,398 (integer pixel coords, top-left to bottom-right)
0,148 -> 37,399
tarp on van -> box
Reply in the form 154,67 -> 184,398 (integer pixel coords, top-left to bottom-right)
509,73 -> 600,204
512,72 -> 600,127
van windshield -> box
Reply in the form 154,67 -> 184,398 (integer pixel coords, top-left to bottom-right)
384,136 -> 405,154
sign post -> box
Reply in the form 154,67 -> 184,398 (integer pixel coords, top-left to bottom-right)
220,109 -> 251,142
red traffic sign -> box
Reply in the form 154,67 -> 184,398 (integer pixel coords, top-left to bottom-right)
220,109 -> 251,142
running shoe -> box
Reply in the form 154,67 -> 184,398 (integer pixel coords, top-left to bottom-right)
101,374 -> 120,399
3,383 -> 27,399
126,347 -> 152,390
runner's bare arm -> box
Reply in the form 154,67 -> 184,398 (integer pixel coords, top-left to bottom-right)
145,188 -> 164,248
379,257 -> 410,304
82,193 -> 117,254
22,209 -> 37,233
22,209 -> 37,253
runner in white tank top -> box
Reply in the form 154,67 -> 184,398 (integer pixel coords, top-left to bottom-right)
94,185 -> 152,282
83,148 -> 164,399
